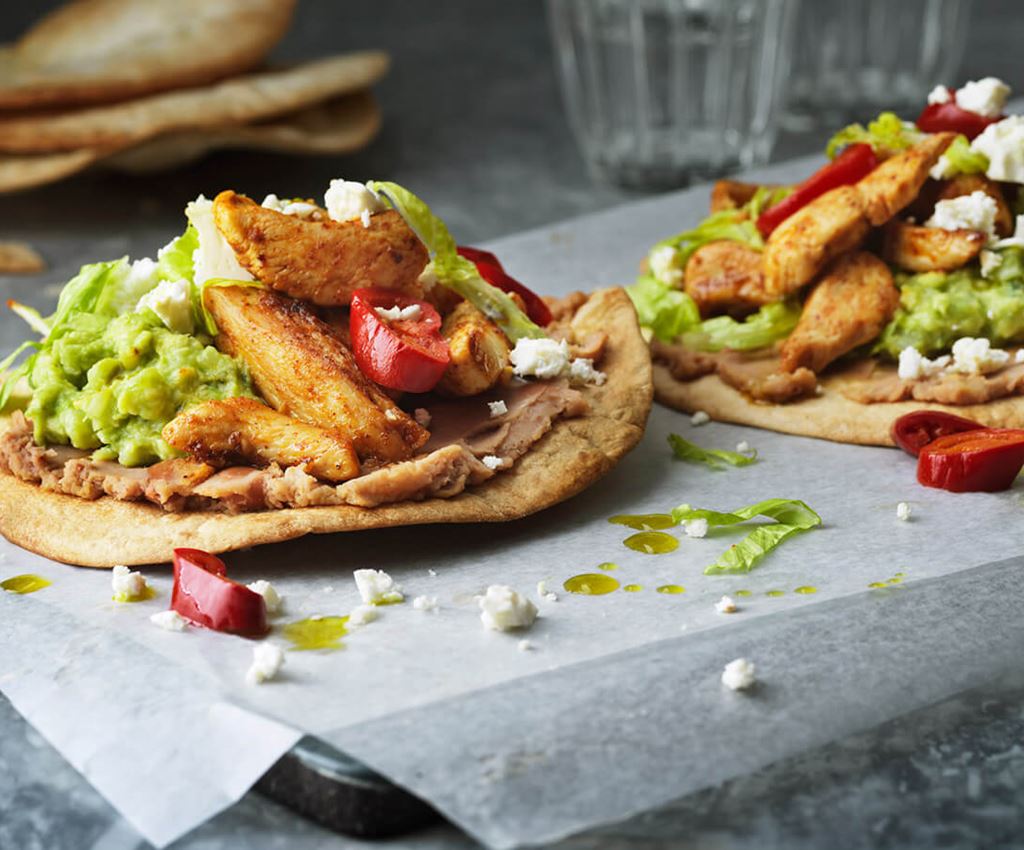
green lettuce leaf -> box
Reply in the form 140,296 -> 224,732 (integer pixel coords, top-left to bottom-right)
825,111 -> 922,159
706,523 -> 807,575
48,260 -> 127,336
681,300 -> 801,352
667,433 -> 757,468
627,274 -> 700,342
940,134 -> 989,177
370,181 -> 543,342
157,225 -> 199,282
0,340 -> 40,409
7,301 -> 49,337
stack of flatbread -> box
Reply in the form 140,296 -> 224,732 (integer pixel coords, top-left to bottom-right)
0,0 -> 389,194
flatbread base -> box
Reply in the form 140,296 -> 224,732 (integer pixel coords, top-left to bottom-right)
654,360 -> 1024,446
0,288 -> 652,567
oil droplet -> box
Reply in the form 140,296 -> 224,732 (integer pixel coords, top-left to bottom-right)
794,585 -> 818,595
609,513 -> 675,531
734,590 -> 752,598
765,589 -> 785,598
623,584 -> 643,592
867,581 -> 888,589
114,586 -> 157,603
283,616 -> 349,651
656,584 -> 685,595
894,571 -> 906,577
886,576 -> 903,585
1,574 -> 51,594
597,562 -> 619,572
623,531 -> 679,555
564,573 -> 620,595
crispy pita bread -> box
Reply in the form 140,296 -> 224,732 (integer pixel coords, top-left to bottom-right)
0,0 -> 295,110
0,241 -> 44,274
0,93 -> 382,193
0,288 -> 652,567
0,52 -> 389,154
654,360 -> 1024,446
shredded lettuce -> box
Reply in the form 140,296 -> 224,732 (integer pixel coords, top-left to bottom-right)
6,301 -> 49,337
157,225 -> 198,283
667,433 -> 756,468
369,181 -> 544,341
627,274 -> 700,342
939,134 -> 990,177
672,498 -> 822,575
682,300 -> 801,352
825,111 -> 922,159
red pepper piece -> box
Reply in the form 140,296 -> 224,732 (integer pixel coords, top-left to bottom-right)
891,410 -> 984,457
916,89 -> 1001,140
917,429 -> 1024,492
171,548 -> 268,636
349,288 -> 450,393
457,246 -> 553,326
756,143 -> 878,238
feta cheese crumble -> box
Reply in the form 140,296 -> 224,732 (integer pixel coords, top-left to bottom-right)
353,569 -> 404,605
690,410 -> 710,426
568,357 -> 607,386
927,85 -> 952,105
510,338 -> 571,380
971,116 -> 1024,184
374,303 -> 422,322
261,194 -> 320,219
414,408 -> 432,428
482,455 -> 503,471
478,585 -> 538,632
150,610 -> 187,631
684,518 -> 709,539
348,604 -> 379,626
517,639 -> 535,652
488,400 -> 508,418
925,191 -> 998,241
324,179 -> 385,226
246,643 -> 285,685
896,502 -> 912,521
948,337 -> 1010,375
897,346 -> 949,380
135,277 -> 193,335
247,580 -> 282,615
412,595 -> 439,612
649,244 -> 684,287
721,658 -> 756,691
185,195 -> 254,287
537,580 -> 558,602
111,565 -> 149,602
715,595 -> 738,614
736,440 -> 751,454
980,249 -> 1002,278
954,77 -> 1011,118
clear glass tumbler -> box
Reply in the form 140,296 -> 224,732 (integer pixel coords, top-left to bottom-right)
547,0 -> 798,189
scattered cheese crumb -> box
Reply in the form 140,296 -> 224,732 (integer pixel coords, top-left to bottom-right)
690,410 -> 710,426
897,346 -> 949,380
510,337 -> 572,379
361,208 -> 372,229
488,400 -> 508,418
736,440 -> 751,454
684,518 -> 709,539
649,244 -> 684,287
324,179 -> 385,224
247,580 -> 282,615
926,191 -> 999,242
537,580 -> 558,602
568,357 -> 607,386
715,595 -> 738,614
348,604 -> 379,626
261,194 -> 320,219
414,408 -> 432,428
374,303 -> 422,322
949,337 -> 1010,375
517,639 -> 535,652
353,569 -> 404,605
721,658 -> 756,691
972,116 -> 1024,183
482,455 -> 503,471
246,643 -> 285,686
478,585 -> 538,632
927,85 -> 951,105
150,610 -> 187,631
896,502 -> 912,522
427,568 -> 438,577
980,249 -> 1002,278
954,77 -> 1010,118
135,277 -> 193,334
111,565 -> 149,602
412,595 -> 439,612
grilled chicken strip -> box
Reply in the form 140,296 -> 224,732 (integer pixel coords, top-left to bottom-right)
212,190 -> 428,306
205,285 -> 428,464
435,301 -> 511,397
882,221 -> 985,272
780,252 -> 900,374
684,241 -> 774,317
935,174 -> 1014,236
856,132 -> 956,226
163,398 -> 360,483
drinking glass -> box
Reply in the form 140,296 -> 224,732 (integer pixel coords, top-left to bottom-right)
547,0 -> 798,189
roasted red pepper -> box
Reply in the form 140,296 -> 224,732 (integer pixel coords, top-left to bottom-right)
756,143 -> 878,238
917,429 -> 1024,492
457,246 -> 552,326
915,89 -> 1001,140
171,548 -> 268,636
349,288 -> 450,393
891,410 -> 983,457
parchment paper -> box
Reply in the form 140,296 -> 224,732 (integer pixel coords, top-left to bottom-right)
5,153 -> 1024,848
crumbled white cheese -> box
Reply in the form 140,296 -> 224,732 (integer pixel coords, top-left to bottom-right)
374,303 -> 422,322
897,346 -> 949,380
353,569 -> 404,605
185,195 -> 254,287
510,337 -> 572,380
927,85 -> 952,105
537,580 -> 558,602
261,194 -> 320,219
482,455 -> 503,471
721,658 -> 756,691
427,568 -> 438,577
929,153 -> 957,181
417,261 -> 440,292
414,408 -> 432,428
896,502 -> 912,521
150,610 -> 187,631
360,208 -> 372,228
972,116 -> 1024,184
324,179 -> 386,224
247,580 -> 282,615
715,595 -> 738,614
517,639 -> 534,652
955,77 -> 1011,118
135,278 -> 193,335
568,357 -> 607,386
994,214 -> 1024,250
736,440 -> 751,454
925,191 -> 999,241
948,336 -> 1010,375
690,410 -> 711,426
246,643 -> 285,685
111,565 -> 149,602
488,400 -> 508,418
412,595 -> 439,612
348,604 -> 379,626
980,249 -> 1002,278
649,244 -> 684,287
684,518 -> 709,539
478,585 -> 538,632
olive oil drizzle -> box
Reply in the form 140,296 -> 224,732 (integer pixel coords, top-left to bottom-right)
623,531 -> 679,555
1,574 -> 51,594
563,573 -> 620,595
283,616 -> 349,651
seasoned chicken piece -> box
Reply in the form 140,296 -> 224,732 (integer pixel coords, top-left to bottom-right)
435,301 -> 511,397
857,132 -> 955,226
684,241 -> 774,317
936,174 -> 1014,236
882,220 -> 985,272
780,252 -> 900,374
205,285 -> 428,464
709,180 -> 779,213
212,190 -> 428,306
163,398 -> 360,483
762,186 -> 870,298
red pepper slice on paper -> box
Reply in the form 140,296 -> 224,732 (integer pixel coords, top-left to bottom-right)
917,429 -> 1024,492
915,89 -> 1001,140
171,548 -> 268,636
457,246 -> 553,326
349,288 -> 450,393
891,410 -> 984,457
755,143 -> 878,238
